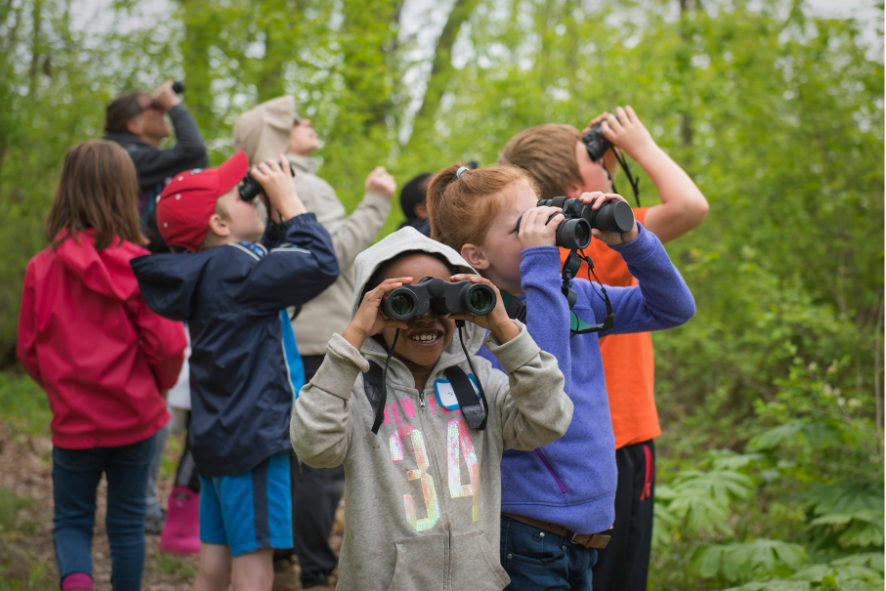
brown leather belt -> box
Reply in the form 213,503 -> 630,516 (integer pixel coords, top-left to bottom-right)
502,512 -> 610,549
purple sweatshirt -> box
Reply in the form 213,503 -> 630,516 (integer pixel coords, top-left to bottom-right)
478,223 -> 695,534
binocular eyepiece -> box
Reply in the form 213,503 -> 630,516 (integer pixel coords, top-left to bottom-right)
515,197 -> 635,250
171,81 -> 186,94
384,277 -> 497,321
238,161 -> 296,201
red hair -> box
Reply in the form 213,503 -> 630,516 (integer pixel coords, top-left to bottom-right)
427,163 -> 538,253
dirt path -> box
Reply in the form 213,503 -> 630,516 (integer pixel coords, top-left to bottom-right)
0,422 -> 343,590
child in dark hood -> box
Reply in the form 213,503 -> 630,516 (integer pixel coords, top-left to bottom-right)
291,227 -> 574,591
130,152 -> 338,586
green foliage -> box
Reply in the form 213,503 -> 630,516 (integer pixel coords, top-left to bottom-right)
0,372 -> 50,438
0,488 -> 34,532
692,539 -> 808,582
0,0 -> 882,589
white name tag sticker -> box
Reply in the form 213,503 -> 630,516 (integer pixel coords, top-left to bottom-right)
434,375 -> 480,410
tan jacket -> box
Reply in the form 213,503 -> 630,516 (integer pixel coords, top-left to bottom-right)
233,96 -> 391,355
291,228 -> 574,591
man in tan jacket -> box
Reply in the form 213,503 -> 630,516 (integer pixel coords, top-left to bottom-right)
234,95 -> 394,591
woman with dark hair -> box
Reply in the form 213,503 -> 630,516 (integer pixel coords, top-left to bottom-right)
16,140 -> 187,591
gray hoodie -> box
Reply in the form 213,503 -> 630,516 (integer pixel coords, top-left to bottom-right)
290,228 -> 574,591
233,96 -> 391,355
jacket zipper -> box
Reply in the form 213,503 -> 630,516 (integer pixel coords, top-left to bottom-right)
413,387 -> 454,589
640,443 -> 654,501
535,448 -> 568,494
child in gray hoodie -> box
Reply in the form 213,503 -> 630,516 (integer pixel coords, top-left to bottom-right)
291,227 -> 574,591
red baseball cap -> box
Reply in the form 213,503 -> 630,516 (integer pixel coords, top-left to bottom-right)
156,151 -> 249,251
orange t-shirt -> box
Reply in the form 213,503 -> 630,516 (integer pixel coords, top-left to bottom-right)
558,208 -> 660,449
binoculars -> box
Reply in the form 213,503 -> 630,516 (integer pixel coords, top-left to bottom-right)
583,122 -> 612,162
515,197 -> 635,250
239,161 -> 296,201
383,278 -> 497,321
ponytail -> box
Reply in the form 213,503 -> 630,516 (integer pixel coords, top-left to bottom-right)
427,163 -> 538,253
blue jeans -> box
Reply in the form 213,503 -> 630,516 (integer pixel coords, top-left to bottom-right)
52,434 -> 156,590
500,516 -> 598,591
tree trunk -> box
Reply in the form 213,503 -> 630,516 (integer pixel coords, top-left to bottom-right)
407,0 -> 478,150
178,0 -> 216,132
27,0 -> 42,98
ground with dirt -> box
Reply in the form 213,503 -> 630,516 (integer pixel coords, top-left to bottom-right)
0,420 -> 343,590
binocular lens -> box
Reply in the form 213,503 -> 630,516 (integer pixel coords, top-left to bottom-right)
467,286 -> 496,315
388,293 -> 416,319
558,218 -> 592,250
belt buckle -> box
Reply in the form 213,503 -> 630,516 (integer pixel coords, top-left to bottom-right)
570,533 -> 585,546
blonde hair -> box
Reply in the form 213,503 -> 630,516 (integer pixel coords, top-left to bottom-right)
427,163 -> 538,253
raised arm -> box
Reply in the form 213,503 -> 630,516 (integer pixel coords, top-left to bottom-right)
576,222 -> 695,336
233,213 -> 339,313
482,324 -> 573,451
129,104 -> 209,190
291,333 -> 363,467
310,167 -> 394,270
598,106 -> 709,243
236,158 -> 340,313
517,246 -> 574,392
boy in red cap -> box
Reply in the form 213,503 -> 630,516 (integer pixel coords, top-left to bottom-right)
131,152 -> 339,589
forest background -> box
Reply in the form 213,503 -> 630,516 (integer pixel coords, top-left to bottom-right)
0,0 -> 883,589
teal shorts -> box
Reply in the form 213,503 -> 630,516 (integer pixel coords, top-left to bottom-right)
199,451 -> 293,556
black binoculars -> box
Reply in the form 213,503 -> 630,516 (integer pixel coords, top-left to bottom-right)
583,122 -> 612,162
383,277 -> 497,321
239,161 -> 296,202
515,197 -> 635,250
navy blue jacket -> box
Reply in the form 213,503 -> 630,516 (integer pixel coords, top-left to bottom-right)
130,214 -> 339,477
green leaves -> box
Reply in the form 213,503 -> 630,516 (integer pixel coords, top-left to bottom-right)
691,539 -> 808,582
805,483 -> 885,548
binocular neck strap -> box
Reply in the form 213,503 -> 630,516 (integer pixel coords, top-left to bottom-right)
369,329 -> 399,434
444,366 -> 486,430
500,290 -> 527,323
364,325 -> 489,432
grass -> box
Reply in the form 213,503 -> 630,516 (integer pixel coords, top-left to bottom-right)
154,552 -> 197,579
0,487 -> 34,532
0,371 -> 51,439
0,488 -> 55,591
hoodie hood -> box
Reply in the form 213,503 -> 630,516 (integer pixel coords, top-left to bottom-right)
55,231 -> 148,302
352,227 -> 487,363
129,251 -> 212,322
232,96 -> 295,164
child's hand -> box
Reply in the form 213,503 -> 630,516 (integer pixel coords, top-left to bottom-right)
342,278 -> 412,350
577,191 -> 640,246
518,205 -> 564,249
448,275 -> 520,344
600,106 -> 657,161
365,167 -> 397,200
251,155 -> 307,221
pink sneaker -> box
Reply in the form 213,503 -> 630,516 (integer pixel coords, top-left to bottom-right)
61,573 -> 93,591
159,486 -> 201,555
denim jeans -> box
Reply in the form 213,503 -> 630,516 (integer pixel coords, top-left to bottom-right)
145,419 -> 171,523
500,515 -> 598,591
52,434 -> 156,590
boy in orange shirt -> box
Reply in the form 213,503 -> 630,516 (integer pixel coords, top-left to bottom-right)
499,106 -> 709,591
